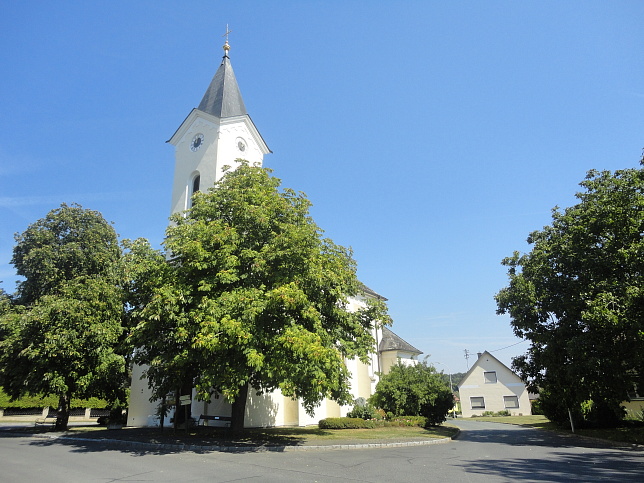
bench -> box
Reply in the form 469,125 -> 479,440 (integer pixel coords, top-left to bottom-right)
34,415 -> 58,426
197,414 -> 232,427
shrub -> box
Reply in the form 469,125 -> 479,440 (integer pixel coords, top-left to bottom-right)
347,397 -> 378,420
318,416 -> 432,429
421,389 -> 456,425
318,418 -> 376,429
318,417 -> 376,429
0,390 -> 109,409
540,388 -> 625,429
370,361 -> 453,425
530,398 -> 544,415
476,410 -> 510,417
384,416 -> 427,427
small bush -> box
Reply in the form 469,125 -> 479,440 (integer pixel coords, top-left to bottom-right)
530,399 -> 544,415
347,397 -> 378,420
476,410 -> 511,417
384,416 -> 427,427
318,417 -> 376,429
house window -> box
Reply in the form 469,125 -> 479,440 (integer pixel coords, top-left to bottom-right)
504,396 -> 519,409
484,371 -> 497,383
470,397 -> 485,409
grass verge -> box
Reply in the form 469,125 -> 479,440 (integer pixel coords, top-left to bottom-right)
9,423 -> 458,447
468,415 -> 644,446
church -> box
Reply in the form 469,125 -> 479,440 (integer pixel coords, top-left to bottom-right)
127,38 -> 421,428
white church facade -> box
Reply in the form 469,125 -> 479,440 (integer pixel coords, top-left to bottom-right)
127,39 -> 420,428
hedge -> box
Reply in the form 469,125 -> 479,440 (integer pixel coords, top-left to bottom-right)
318,417 -> 377,429
318,416 -> 430,429
0,390 -> 109,409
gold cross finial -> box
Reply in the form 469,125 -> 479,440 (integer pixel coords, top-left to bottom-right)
222,24 -> 232,55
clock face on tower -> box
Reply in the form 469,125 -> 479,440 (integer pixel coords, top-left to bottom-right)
236,137 -> 246,152
190,133 -> 204,152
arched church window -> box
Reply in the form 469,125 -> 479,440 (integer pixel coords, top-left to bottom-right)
188,174 -> 200,208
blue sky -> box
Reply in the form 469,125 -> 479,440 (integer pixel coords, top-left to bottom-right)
1,1 -> 642,374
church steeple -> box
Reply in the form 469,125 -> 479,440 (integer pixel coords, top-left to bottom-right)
197,42 -> 247,118
167,33 -> 270,216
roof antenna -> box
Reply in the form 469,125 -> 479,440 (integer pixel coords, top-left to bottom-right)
222,24 -> 232,57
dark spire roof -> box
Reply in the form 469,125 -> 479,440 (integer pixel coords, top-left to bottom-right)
197,54 -> 247,118
378,326 -> 422,354
360,283 -> 387,301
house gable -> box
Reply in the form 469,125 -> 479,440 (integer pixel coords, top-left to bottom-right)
458,351 -> 532,417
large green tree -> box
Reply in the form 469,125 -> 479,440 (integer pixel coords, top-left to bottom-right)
495,165 -> 644,428
129,163 -> 390,430
0,204 -> 125,429
369,361 -> 454,425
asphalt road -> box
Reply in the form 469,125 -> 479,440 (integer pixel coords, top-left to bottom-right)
0,420 -> 642,482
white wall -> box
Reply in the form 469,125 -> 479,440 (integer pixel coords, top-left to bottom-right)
169,113 -> 267,217
459,353 -> 532,418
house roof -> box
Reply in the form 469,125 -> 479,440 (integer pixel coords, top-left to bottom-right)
378,326 -> 422,355
460,350 -> 522,385
197,54 -> 247,118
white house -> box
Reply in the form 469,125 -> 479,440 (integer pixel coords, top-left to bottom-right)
458,351 -> 532,417
127,38 -> 418,428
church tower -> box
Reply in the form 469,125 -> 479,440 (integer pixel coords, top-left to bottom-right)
167,37 -> 270,215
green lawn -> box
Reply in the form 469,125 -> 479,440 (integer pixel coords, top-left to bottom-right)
234,425 -> 458,443
468,415 -> 552,427
10,414 -> 644,446
467,415 -> 644,446
15,422 -> 459,447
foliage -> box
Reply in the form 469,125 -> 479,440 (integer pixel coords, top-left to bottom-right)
383,416 -> 427,427
496,164 -> 644,428
539,388 -> 624,428
318,415 -> 429,429
10,204 -> 121,306
346,397 -> 379,420
477,410 -> 510,417
129,163 -> 391,430
318,417 -> 377,429
370,361 -> 454,425
0,389 -> 109,409
530,398 -> 544,415
0,204 -> 126,429
438,371 -> 466,392
120,237 -> 171,334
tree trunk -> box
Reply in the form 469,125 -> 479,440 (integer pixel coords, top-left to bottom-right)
55,393 -> 70,431
160,396 -> 166,432
230,383 -> 249,431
